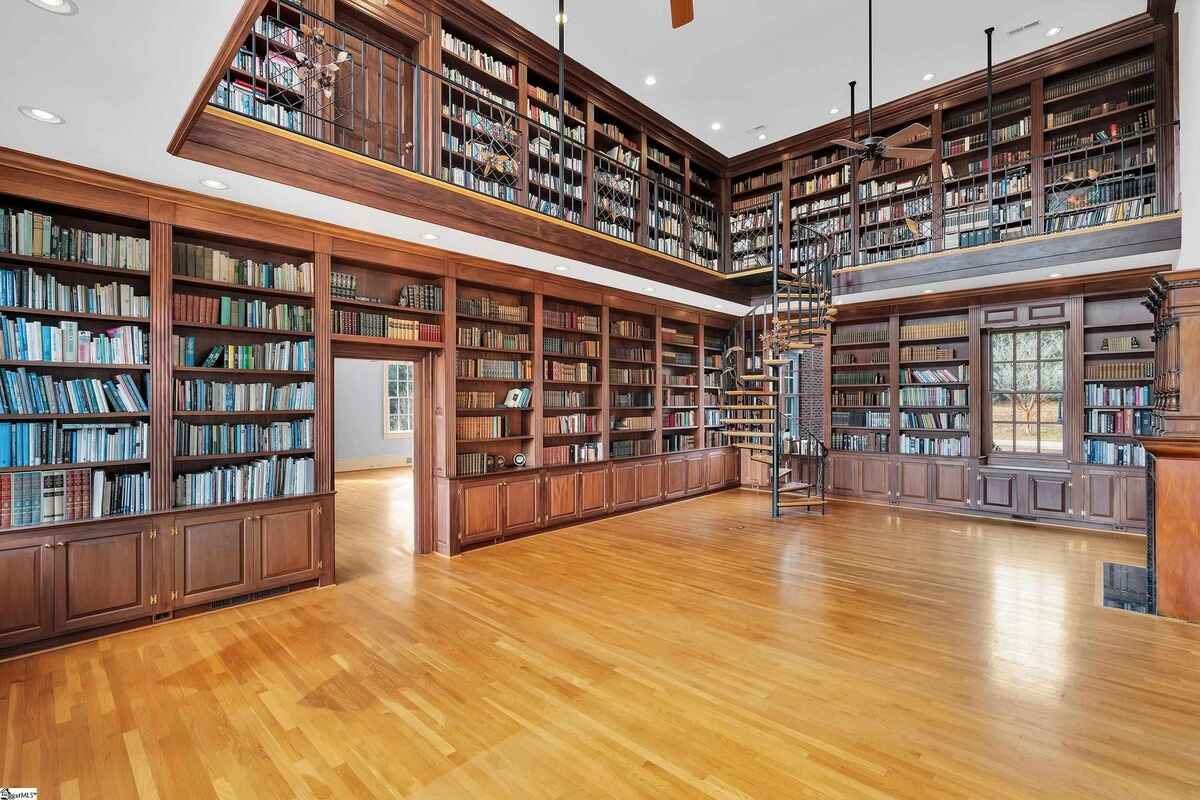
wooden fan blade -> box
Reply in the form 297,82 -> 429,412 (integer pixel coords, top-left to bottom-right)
882,146 -> 935,162
857,158 -> 878,181
881,122 -> 932,148
830,138 -> 868,152
670,0 -> 694,28
904,218 -> 920,237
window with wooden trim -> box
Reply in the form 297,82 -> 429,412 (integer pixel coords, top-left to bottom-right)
989,329 -> 1065,454
384,362 -> 413,437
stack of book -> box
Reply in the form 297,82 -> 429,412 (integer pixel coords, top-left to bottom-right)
0,371 -> 147,414
1,208 -> 149,270
0,467 -> 150,528
173,455 -> 314,506
0,269 -> 149,317
174,379 -> 314,412
172,243 -> 314,293
0,420 -> 148,465
172,337 -> 314,371
174,419 -> 313,456
0,317 -> 147,364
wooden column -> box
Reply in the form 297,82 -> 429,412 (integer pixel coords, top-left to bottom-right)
149,218 -> 174,512
313,244 -> 333,493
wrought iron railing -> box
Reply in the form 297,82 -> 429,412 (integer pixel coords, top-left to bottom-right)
209,2 -> 1178,280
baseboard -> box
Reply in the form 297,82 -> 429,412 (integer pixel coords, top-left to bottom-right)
335,455 -> 412,473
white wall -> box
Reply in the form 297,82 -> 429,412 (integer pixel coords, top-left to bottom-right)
1180,0 -> 1200,267
334,359 -> 413,472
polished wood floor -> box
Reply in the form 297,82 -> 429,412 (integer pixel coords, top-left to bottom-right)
3,478 -> 1200,799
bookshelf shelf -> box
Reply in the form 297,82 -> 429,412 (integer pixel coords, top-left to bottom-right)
173,367 -> 314,377
456,312 -> 533,328
0,306 -> 148,325
171,275 -> 314,300
173,449 -> 315,465
174,320 -> 312,337
173,409 -> 314,418
331,296 -> 443,317
0,253 -> 151,281
0,458 -> 150,475
1043,100 -> 1156,134
330,333 -> 443,350
0,411 -> 149,422
0,359 -> 150,371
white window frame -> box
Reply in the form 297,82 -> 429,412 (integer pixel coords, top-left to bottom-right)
383,362 -> 414,438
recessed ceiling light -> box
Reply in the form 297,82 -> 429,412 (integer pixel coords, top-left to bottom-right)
421,233 -> 439,241
18,106 -> 64,124
757,132 -> 767,141
922,73 -> 935,82
200,178 -> 228,190
922,289 -> 933,294
829,107 -> 839,115
554,12 -> 567,24
644,75 -> 657,86
24,0 -> 78,14
714,304 -> 723,310
1049,272 -> 1062,278
644,286 -> 655,293
1045,26 -> 1062,37
554,265 -> 569,272
710,122 -> 721,131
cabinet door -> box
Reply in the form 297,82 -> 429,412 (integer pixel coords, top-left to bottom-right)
686,456 -> 706,495
54,523 -> 155,634
174,510 -> 255,609
706,451 -> 725,490
637,460 -> 664,504
1029,473 -> 1071,518
931,461 -> 970,507
257,503 -> 320,590
978,471 -> 1020,513
458,480 -> 503,545
1081,471 -> 1118,524
545,470 -> 580,524
0,533 -> 54,649
861,457 -> 891,501
830,455 -> 861,496
1120,473 -> 1148,529
502,475 -> 541,534
895,460 -> 932,504
578,467 -> 608,518
612,462 -> 639,510
665,456 -> 688,499
723,449 -> 740,485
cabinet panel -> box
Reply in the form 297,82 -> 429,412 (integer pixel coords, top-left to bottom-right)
258,504 -> 320,588
1082,471 -> 1118,523
896,460 -> 932,504
861,457 -> 891,501
174,511 -> 255,608
578,467 -> 608,517
723,449 -> 740,485
979,471 -> 1019,512
686,456 -> 706,495
706,450 -> 725,490
502,475 -> 541,534
665,456 -> 688,499
545,471 -> 580,524
1029,474 -> 1071,517
55,524 -> 154,633
612,462 -> 639,509
459,480 -> 503,544
0,533 -> 54,648
637,460 -> 664,504
830,455 -> 862,495
931,461 -> 970,507
1120,473 -> 1148,528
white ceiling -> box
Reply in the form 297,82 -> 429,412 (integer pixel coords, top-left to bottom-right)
485,0 -> 1146,156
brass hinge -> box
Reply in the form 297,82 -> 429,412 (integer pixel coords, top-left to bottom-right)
170,590 -> 178,601
316,505 -> 322,516
317,559 -> 324,569
171,526 -> 179,537
150,593 -> 158,605
149,528 -> 157,540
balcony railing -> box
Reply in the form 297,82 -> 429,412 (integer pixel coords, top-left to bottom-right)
208,1 -> 1179,281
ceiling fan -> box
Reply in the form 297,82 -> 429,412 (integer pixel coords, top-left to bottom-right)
830,0 -> 935,179
670,0 -> 694,28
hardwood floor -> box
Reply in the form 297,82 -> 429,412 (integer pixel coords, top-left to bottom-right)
3,486 -> 1200,799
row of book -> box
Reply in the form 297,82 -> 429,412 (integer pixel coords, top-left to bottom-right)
0,268 -> 149,318
173,455 -> 314,507
1045,84 -> 1154,129
612,415 -> 654,431
172,337 -> 314,371
545,360 -> 598,383
900,412 -> 969,430
457,326 -> 529,352
731,168 -> 783,195
174,419 -> 312,456
794,165 -> 852,199
902,366 -> 969,384
544,336 -> 599,358
440,65 -> 516,111
831,370 -> 887,386
455,357 -> 532,380
859,195 -> 932,228
441,133 -> 519,177
175,293 -> 312,332
0,421 -> 147,467
1048,111 -> 1156,154
832,328 -> 889,346
172,242 -> 314,293
663,390 -> 698,406
943,173 -> 1031,209
332,310 -> 442,342
832,411 -> 890,428
899,345 -> 957,362
441,29 -> 515,84
544,442 -> 601,466
662,433 -> 697,453
1085,409 -> 1153,436
1,371 -> 147,416
1085,360 -> 1153,380
0,468 -> 149,529
1084,439 -> 1145,467
526,84 -> 585,123
610,438 -> 656,458
543,307 -> 600,332
1044,54 -> 1153,101
900,434 -> 969,457
1085,384 -> 1151,407
455,415 -> 510,441
544,414 -> 598,435
610,368 -> 653,385
900,319 -> 969,341
1,208 -> 149,271
612,390 -> 653,407
526,196 -> 583,225
456,296 -> 528,323
942,117 -> 1030,158
663,411 -> 696,428
174,379 -> 314,413
899,387 -> 968,407
1047,175 -> 1156,215
610,320 -> 653,340
544,390 -> 590,409
212,79 -> 304,134
831,389 -> 890,407
1045,146 -> 1155,186
858,173 -> 930,202
793,191 -> 851,219
456,391 -> 499,411
941,149 -> 1031,180
1045,197 -> 1154,233
526,105 -> 587,142
943,95 -> 1031,131
442,103 -> 517,147
831,432 -> 889,453
0,317 -> 147,365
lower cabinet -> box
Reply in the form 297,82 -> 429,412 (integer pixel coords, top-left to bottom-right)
1080,468 -> 1119,524
686,455 -> 706,495
930,461 -> 970,507
612,461 -> 640,510
578,466 -> 608,518
502,475 -> 541,534
665,456 -> 688,499
1078,467 -> 1147,531
545,470 -> 580,524
1120,472 -> 1148,528
706,450 -> 726,490
455,474 -> 543,545
1027,471 -> 1072,520
0,533 -> 54,649
860,457 -> 891,501
637,460 -> 663,504
723,448 -> 740,484
54,522 -> 157,634
896,459 -> 932,504
257,503 -> 322,590
977,469 -> 1020,513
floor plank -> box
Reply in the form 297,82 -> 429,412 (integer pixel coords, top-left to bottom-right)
2,479 -> 1199,799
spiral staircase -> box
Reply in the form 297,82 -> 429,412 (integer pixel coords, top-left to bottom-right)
721,194 -> 838,516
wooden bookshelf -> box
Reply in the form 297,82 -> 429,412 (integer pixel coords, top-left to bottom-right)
330,261 -> 444,349
660,317 -> 700,453
789,144 -> 853,270
1081,294 -> 1153,469
541,295 -> 603,468
590,106 -> 643,244
646,138 -> 686,260
609,307 -> 658,459
896,311 -> 972,459
829,320 -> 893,454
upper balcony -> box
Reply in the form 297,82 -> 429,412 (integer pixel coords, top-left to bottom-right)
170,0 -> 1181,304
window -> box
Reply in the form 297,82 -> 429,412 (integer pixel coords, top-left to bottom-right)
989,329 -> 1064,454
384,362 -> 413,436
